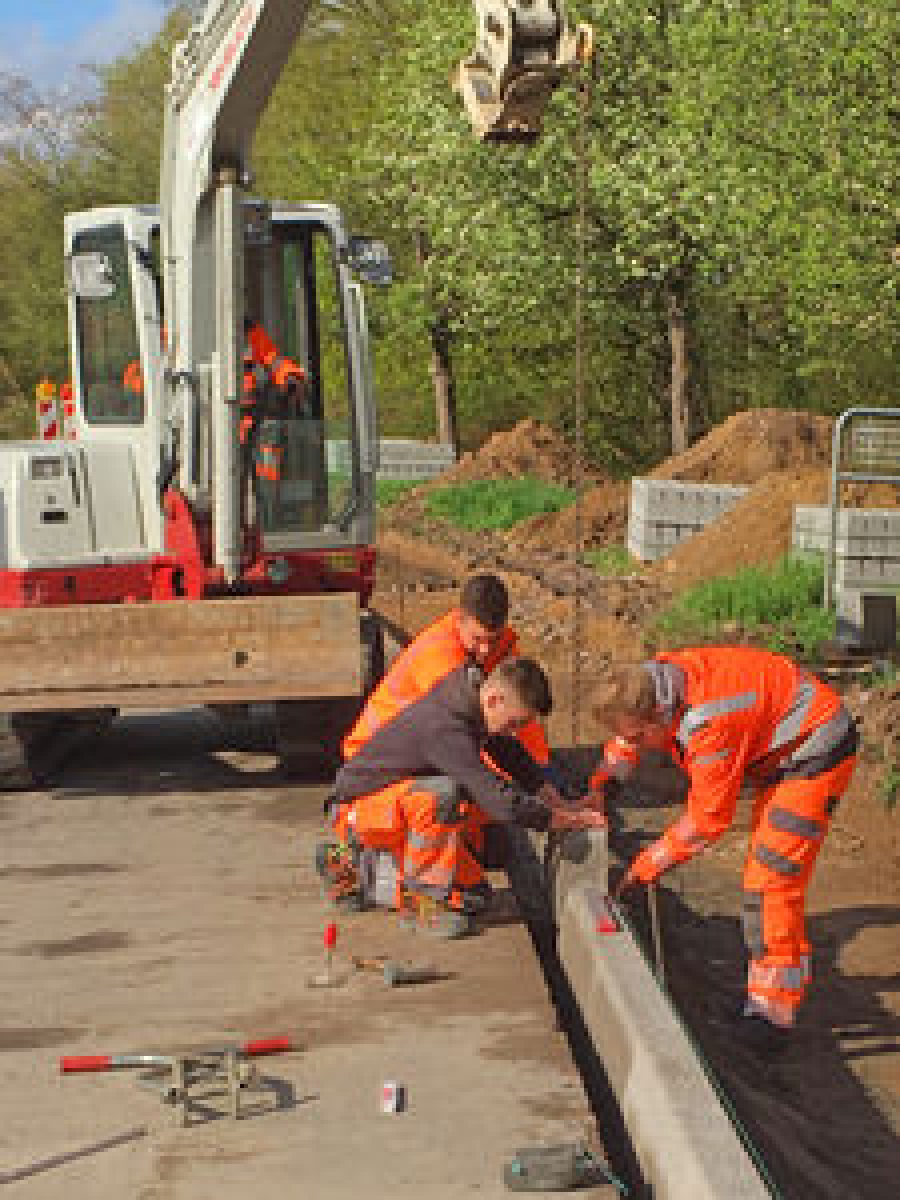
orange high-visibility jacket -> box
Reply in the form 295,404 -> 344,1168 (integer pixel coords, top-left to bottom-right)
342,609 -> 550,765
242,324 -> 306,442
622,647 -> 846,883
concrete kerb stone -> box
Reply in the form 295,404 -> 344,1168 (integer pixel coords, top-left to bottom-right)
523,829 -> 769,1200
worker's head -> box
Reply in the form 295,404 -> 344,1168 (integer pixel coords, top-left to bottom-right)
592,665 -> 671,749
480,657 -> 552,737
458,573 -> 510,664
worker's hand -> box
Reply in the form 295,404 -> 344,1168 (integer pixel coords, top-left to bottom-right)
610,865 -> 640,902
550,805 -> 608,832
536,781 -> 566,810
580,788 -> 607,814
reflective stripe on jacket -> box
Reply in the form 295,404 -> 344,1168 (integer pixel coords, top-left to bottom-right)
625,647 -> 851,883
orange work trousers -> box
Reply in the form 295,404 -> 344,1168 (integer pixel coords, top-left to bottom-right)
741,753 -> 857,1026
331,777 -> 487,913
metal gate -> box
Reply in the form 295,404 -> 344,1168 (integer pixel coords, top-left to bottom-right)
824,407 -> 900,609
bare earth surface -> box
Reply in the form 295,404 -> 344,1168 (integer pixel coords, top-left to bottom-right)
373,530 -> 900,1200
0,711 -> 605,1198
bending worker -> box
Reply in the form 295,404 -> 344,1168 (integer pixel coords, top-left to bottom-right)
324,658 -> 604,938
593,646 -> 858,1052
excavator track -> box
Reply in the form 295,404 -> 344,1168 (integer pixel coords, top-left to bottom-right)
0,710 -> 115,791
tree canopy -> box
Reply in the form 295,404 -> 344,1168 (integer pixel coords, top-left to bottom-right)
1,0 -> 896,464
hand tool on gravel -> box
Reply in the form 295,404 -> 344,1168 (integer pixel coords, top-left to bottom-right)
352,955 -> 439,986
504,1142 -> 628,1193
60,1037 -> 294,1126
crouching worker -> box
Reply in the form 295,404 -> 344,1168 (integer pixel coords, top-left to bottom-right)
593,647 -> 858,1052
321,658 -> 604,938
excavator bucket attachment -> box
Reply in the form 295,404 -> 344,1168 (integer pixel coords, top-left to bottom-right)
456,2 -> 591,142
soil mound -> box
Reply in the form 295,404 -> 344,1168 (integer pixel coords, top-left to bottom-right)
446,419 -> 600,488
655,467 -> 899,589
509,479 -> 630,552
655,466 -> 828,588
650,408 -> 834,485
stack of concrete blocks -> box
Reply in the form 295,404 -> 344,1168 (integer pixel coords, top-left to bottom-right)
327,438 -> 456,481
627,478 -> 749,562
793,506 -> 900,648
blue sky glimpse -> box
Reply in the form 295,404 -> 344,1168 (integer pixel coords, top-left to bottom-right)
0,0 -> 170,95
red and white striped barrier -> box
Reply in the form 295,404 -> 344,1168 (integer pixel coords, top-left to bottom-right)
35,378 -> 59,440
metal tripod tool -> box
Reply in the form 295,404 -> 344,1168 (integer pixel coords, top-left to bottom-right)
61,1036 -> 293,1126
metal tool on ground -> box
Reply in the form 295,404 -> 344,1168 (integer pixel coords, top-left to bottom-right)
61,1037 -> 294,1126
308,920 -> 348,988
352,955 -> 440,987
0,1127 -> 147,1185
59,1035 -> 293,1074
504,1142 -> 628,1194
647,882 -> 667,990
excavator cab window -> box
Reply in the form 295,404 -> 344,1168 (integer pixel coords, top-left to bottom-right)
72,225 -> 144,426
249,221 -> 357,538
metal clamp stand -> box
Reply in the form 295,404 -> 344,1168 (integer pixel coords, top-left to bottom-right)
136,1048 -> 260,1126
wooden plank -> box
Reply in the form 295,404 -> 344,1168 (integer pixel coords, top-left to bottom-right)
0,594 -> 361,710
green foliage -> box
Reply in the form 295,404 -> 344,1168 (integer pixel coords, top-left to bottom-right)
585,545 -> 638,575
424,477 -> 573,532
879,766 -> 899,813
654,555 -> 836,658
376,478 -> 421,508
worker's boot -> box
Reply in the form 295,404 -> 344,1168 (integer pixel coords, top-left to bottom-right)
731,1004 -> 792,1058
315,839 -> 366,912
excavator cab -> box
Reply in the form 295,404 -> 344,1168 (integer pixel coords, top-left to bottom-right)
243,206 -> 386,548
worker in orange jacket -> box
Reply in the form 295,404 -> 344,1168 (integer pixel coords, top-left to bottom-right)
343,572 -> 550,764
241,318 -> 306,522
592,647 -> 858,1053
337,574 -> 556,860
325,658 -> 603,937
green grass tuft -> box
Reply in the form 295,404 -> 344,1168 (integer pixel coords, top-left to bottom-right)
376,478 -> 421,508
654,554 -> 835,659
584,545 -> 638,575
424,476 -> 573,532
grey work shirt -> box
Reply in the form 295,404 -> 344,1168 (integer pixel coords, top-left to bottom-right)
334,667 -> 552,832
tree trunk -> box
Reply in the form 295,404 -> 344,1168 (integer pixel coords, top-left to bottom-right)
416,229 -> 459,455
430,333 -> 458,453
667,282 -> 691,455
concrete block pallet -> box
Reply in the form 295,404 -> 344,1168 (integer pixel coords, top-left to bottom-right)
327,437 -> 456,481
627,479 -> 748,562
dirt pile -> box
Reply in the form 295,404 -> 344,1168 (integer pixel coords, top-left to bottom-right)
508,479 -> 630,553
446,419 -> 601,488
504,408 -> 838,558
650,408 -> 834,484
655,466 -> 829,588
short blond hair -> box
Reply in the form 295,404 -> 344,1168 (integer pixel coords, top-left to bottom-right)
591,665 -> 657,732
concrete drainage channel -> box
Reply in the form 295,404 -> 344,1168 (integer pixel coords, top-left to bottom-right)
380,614 -> 777,1199
508,826 -> 775,1199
